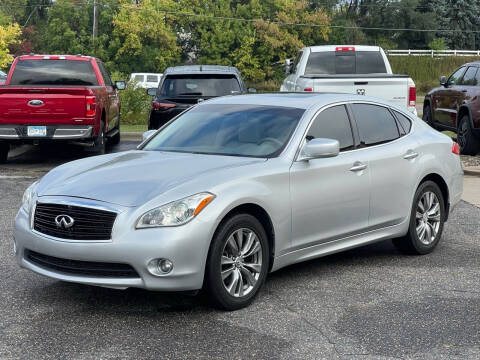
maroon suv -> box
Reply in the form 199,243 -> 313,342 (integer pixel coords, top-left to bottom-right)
423,62 -> 480,155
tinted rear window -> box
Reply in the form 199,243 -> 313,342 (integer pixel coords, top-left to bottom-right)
10,60 -> 98,86
351,104 -> 399,146
305,51 -> 387,75
146,75 -> 158,82
160,74 -> 241,97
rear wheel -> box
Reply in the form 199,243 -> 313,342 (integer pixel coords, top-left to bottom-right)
422,104 -> 435,128
393,181 -> 445,255
0,142 -> 9,163
205,214 -> 269,310
457,115 -> 480,155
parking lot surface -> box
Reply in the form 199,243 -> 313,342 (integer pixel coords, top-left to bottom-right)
1,141 -> 479,359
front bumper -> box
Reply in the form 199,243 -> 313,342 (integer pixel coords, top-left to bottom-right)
13,197 -> 212,291
0,125 -> 93,140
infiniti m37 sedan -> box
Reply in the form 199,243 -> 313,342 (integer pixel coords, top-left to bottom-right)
14,93 -> 463,310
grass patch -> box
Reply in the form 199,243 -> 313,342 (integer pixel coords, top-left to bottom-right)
121,124 -> 147,133
442,130 -> 457,140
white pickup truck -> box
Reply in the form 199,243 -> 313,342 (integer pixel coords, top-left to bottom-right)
280,45 -> 417,115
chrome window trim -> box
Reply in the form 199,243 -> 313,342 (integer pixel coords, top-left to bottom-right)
294,100 -> 415,161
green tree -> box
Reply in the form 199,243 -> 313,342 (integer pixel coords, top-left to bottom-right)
109,0 -> 180,73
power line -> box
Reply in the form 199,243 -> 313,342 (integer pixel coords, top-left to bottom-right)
3,1 -> 480,34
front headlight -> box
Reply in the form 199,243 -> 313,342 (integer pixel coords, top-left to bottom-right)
136,192 -> 215,228
22,180 -> 39,213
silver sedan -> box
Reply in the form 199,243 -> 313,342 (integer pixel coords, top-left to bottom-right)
14,93 -> 463,310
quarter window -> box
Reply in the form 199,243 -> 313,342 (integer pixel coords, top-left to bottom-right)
461,67 -> 478,86
393,110 -> 412,135
307,105 -> 354,151
351,104 -> 400,146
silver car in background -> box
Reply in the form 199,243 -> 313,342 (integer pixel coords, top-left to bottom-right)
14,93 -> 463,310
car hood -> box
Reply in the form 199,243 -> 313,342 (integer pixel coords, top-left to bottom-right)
38,151 -> 265,207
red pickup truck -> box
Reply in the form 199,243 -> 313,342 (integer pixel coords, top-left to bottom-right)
0,55 -> 125,162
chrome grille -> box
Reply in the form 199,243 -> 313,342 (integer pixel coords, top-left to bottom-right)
34,203 -> 117,240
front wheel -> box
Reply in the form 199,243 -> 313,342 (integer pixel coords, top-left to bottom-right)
422,104 -> 435,128
457,115 -> 480,155
205,214 -> 269,310
393,181 -> 445,255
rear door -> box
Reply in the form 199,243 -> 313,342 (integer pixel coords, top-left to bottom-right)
290,104 -> 370,250
349,103 -> 419,228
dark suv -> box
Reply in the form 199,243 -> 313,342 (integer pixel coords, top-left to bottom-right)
147,65 -> 254,130
423,62 -> 480,155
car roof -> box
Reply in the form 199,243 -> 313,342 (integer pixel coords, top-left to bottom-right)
164,65 -> 240,75
203,93 -> 396,110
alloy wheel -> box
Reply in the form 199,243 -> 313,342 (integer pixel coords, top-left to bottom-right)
457,120 -> 468,149
221,228 -> 263,298
415,191 -> 441,245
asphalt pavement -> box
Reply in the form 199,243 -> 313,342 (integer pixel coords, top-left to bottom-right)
0,140 -> 479,359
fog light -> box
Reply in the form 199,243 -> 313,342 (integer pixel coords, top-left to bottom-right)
147,258 -> 173,276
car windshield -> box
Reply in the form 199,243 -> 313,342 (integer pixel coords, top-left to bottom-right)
10,60 -> 98,86
160,74 -> 241,97
143,104 -> 305,158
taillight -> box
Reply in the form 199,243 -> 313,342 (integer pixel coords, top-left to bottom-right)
303,87 -> 313,92
452,141 -> 460,155
335,46 -> 355,52
408,86 -> 416,107
86,96 -> 96,117
153,102 -> 176,110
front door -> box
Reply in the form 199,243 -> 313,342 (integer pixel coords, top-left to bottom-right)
290,104 -> 370,252
433,66 -> 466,127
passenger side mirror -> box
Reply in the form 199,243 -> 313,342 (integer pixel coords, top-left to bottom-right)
299,138 -> 340,161
115,81 -> 126,90
440,76 -> 447,87
247,87 -> 257,93
142,130 -> 156,142
147,88 -> 157,96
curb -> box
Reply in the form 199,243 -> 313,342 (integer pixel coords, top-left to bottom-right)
464,168 -> 480,177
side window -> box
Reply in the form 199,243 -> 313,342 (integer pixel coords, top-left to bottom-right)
292,51 -> 303,74
351,104 -> 400,146
393,110 -> 412,135
97,61 -> 113,86
461,67 -> 478,86
307,105 -> 354,151
448,67 -> 466,86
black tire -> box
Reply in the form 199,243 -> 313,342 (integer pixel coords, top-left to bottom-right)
457,115 -> 480,155
0,142 -> 9,163
422,104 -> 435,128
204,214 -> 269,310
393,181 -> 445,255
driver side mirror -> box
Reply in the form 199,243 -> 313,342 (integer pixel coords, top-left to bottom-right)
147,88 -> 157,96
440,76 -> 447,87
285,58 -> 292,74
299,138 -> 340,161
114,81 -> 126,90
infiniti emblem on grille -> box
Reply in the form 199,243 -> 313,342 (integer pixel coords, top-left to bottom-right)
28,99 -> 44,106
55,214 -> 75,229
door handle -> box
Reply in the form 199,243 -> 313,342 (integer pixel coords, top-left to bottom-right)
350,161 -> 367,172
403,151 -> 419,160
